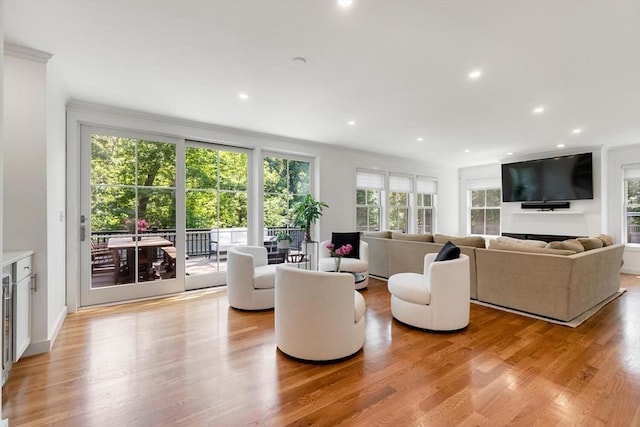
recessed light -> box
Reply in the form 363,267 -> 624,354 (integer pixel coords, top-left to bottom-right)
506,152 -> 514,156
347,120 -> 356,126
337,0 -> 353,7
464,149 -> 470,153
533,106 -> 545,114
417,137 -> 424,142
572,128 -> 582,134
468,69 -> 482,79
238,92 -> 248,100
556,144 -> 566,148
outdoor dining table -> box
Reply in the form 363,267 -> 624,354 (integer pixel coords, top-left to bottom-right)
108,236 -> 174,283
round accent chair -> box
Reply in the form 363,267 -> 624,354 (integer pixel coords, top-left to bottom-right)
318,239 -> 369,290
388,253 -> 470,331
226,246 -> 277,310
275,265 -> 366,361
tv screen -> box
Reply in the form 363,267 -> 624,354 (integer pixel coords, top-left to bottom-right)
501,152 -> 593,202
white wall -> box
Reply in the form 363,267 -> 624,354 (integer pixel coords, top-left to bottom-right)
3,45 -> 67,356
0,0 -> 5,422
66,102 -> 457,310
607,144 -> 640,274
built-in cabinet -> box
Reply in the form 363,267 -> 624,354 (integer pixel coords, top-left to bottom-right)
1,250 -> 34,384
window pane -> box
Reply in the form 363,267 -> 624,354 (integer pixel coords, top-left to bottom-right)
91,135 -> 136,186
219,151 -> 248,191
486,209 -> 501,235
356,189 -> 366,205
186,147 -> 218,190
627,178 -> 640,243
137,140 -> 176,187
366,190 -> 380,205
264,194 -> 289,227
186,190 -> 218,229
471,190 -> 485,207
263,157 -> 287,193
470,210 -> 485,234
486,189 -> 501,207
288,160 -> 310,194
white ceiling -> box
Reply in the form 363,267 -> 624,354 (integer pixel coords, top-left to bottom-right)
4,0 -> 640,167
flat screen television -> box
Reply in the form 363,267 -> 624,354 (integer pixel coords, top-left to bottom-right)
501,152 -> 593,202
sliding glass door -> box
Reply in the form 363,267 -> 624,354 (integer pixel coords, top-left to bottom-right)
80,127 -> 183,306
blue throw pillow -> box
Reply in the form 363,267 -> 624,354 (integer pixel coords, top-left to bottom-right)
331,232 -> 360,259
434,241 -> 460,262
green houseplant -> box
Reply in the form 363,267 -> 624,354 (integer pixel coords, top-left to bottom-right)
276,231 -> 293,250
291,194 -> 329,242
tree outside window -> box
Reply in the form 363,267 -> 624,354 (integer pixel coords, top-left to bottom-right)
389,191 -> 409,232
356,189 -> 381,232
470,188 -> 501,235
625,173 -> 640,244
417,193 -> 433,234
263,155 -> 310,234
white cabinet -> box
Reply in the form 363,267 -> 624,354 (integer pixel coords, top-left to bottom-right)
13,256 -> 32,362
2,251 -> 34,364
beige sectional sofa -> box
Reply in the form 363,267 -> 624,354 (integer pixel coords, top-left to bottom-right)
363,231 -> 625,322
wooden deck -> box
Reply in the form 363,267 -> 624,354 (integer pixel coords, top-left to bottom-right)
4,274 -> 639,426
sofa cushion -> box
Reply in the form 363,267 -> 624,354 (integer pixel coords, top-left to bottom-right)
434,234 -> 486,248
354,291 -> 366,322
488,241 -> 576,255
496,236 -> 547,248
597,234 -> 614,246
546,239 -> 585,253
363,230 -> 392,239
331,232 -> 360,259
577,237 -> 604,251
435,241 -> 461,262
391,232 -> 434,242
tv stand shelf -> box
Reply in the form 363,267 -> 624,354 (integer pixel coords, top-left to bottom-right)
514,210 -> 584,215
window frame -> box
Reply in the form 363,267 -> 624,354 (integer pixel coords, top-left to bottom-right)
468,187 -> 501,236
623,166 -> 640,246
356,169 -> 385,232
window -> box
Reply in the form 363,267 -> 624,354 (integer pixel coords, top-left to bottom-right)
263,154 -> 311,243
470,188 -> 501,235
389,174 -> 412,233
356,170 -> 384,232
417,177 -> 437,234
624,167 -> 640,244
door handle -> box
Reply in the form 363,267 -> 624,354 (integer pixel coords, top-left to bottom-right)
80,225 -> 86,241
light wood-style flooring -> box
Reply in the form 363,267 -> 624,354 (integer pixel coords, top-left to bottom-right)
3,275 -> 640,426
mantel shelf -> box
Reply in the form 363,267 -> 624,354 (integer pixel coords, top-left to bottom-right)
514,210 -> 584,215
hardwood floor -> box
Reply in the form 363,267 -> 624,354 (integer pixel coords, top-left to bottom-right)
3,275 -> 640,426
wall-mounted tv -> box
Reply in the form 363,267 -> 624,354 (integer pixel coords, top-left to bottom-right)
501,152 -> 593,202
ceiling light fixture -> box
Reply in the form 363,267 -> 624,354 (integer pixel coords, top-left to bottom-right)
556,144 -> 566,148
348,120 -> 356,126
238,92 -> 248,100
464,149 -> 470,153
468,69 -> 482,80
533,106 -> 545,114
506,152 -> 514,156
337,0 -> 353,7
417,137 -> 424,142
572,128 -> 582,134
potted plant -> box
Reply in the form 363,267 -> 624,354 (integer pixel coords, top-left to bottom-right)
291,194 -> 329,242
276,231 -> 293,250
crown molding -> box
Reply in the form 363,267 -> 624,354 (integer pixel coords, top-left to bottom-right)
4,42 -> 52,63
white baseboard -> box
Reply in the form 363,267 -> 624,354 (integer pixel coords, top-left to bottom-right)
1,418 -> 8,426
22,305 -> 67,358
621,267 -> 640,275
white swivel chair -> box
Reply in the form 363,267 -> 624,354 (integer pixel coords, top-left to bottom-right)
388,253 -> 470,331
318,240 -> 369,290
275,265 -> 366,361
226,246 -> 277,310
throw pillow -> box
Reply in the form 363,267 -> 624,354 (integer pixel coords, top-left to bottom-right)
488,241 -> 576,255
434,241 -> 460,262
577,237 -> 604,251
496,236 -> 547,248
331,232 -> 360,259
391,232 -> 433,242
546,239 -> 585,253
597,234 -> 614,246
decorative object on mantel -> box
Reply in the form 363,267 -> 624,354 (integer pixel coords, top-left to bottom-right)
326,242 -> 353,272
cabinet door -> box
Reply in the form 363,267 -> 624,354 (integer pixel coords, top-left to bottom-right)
13,260 -> 31,362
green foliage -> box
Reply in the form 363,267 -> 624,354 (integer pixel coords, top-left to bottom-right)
291,194 -> 329,241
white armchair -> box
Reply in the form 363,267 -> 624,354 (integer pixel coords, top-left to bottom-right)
226,246 -> 277,310
275,265 -> 366,361
318,240 -> 369,289
388,253 -> 470,331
